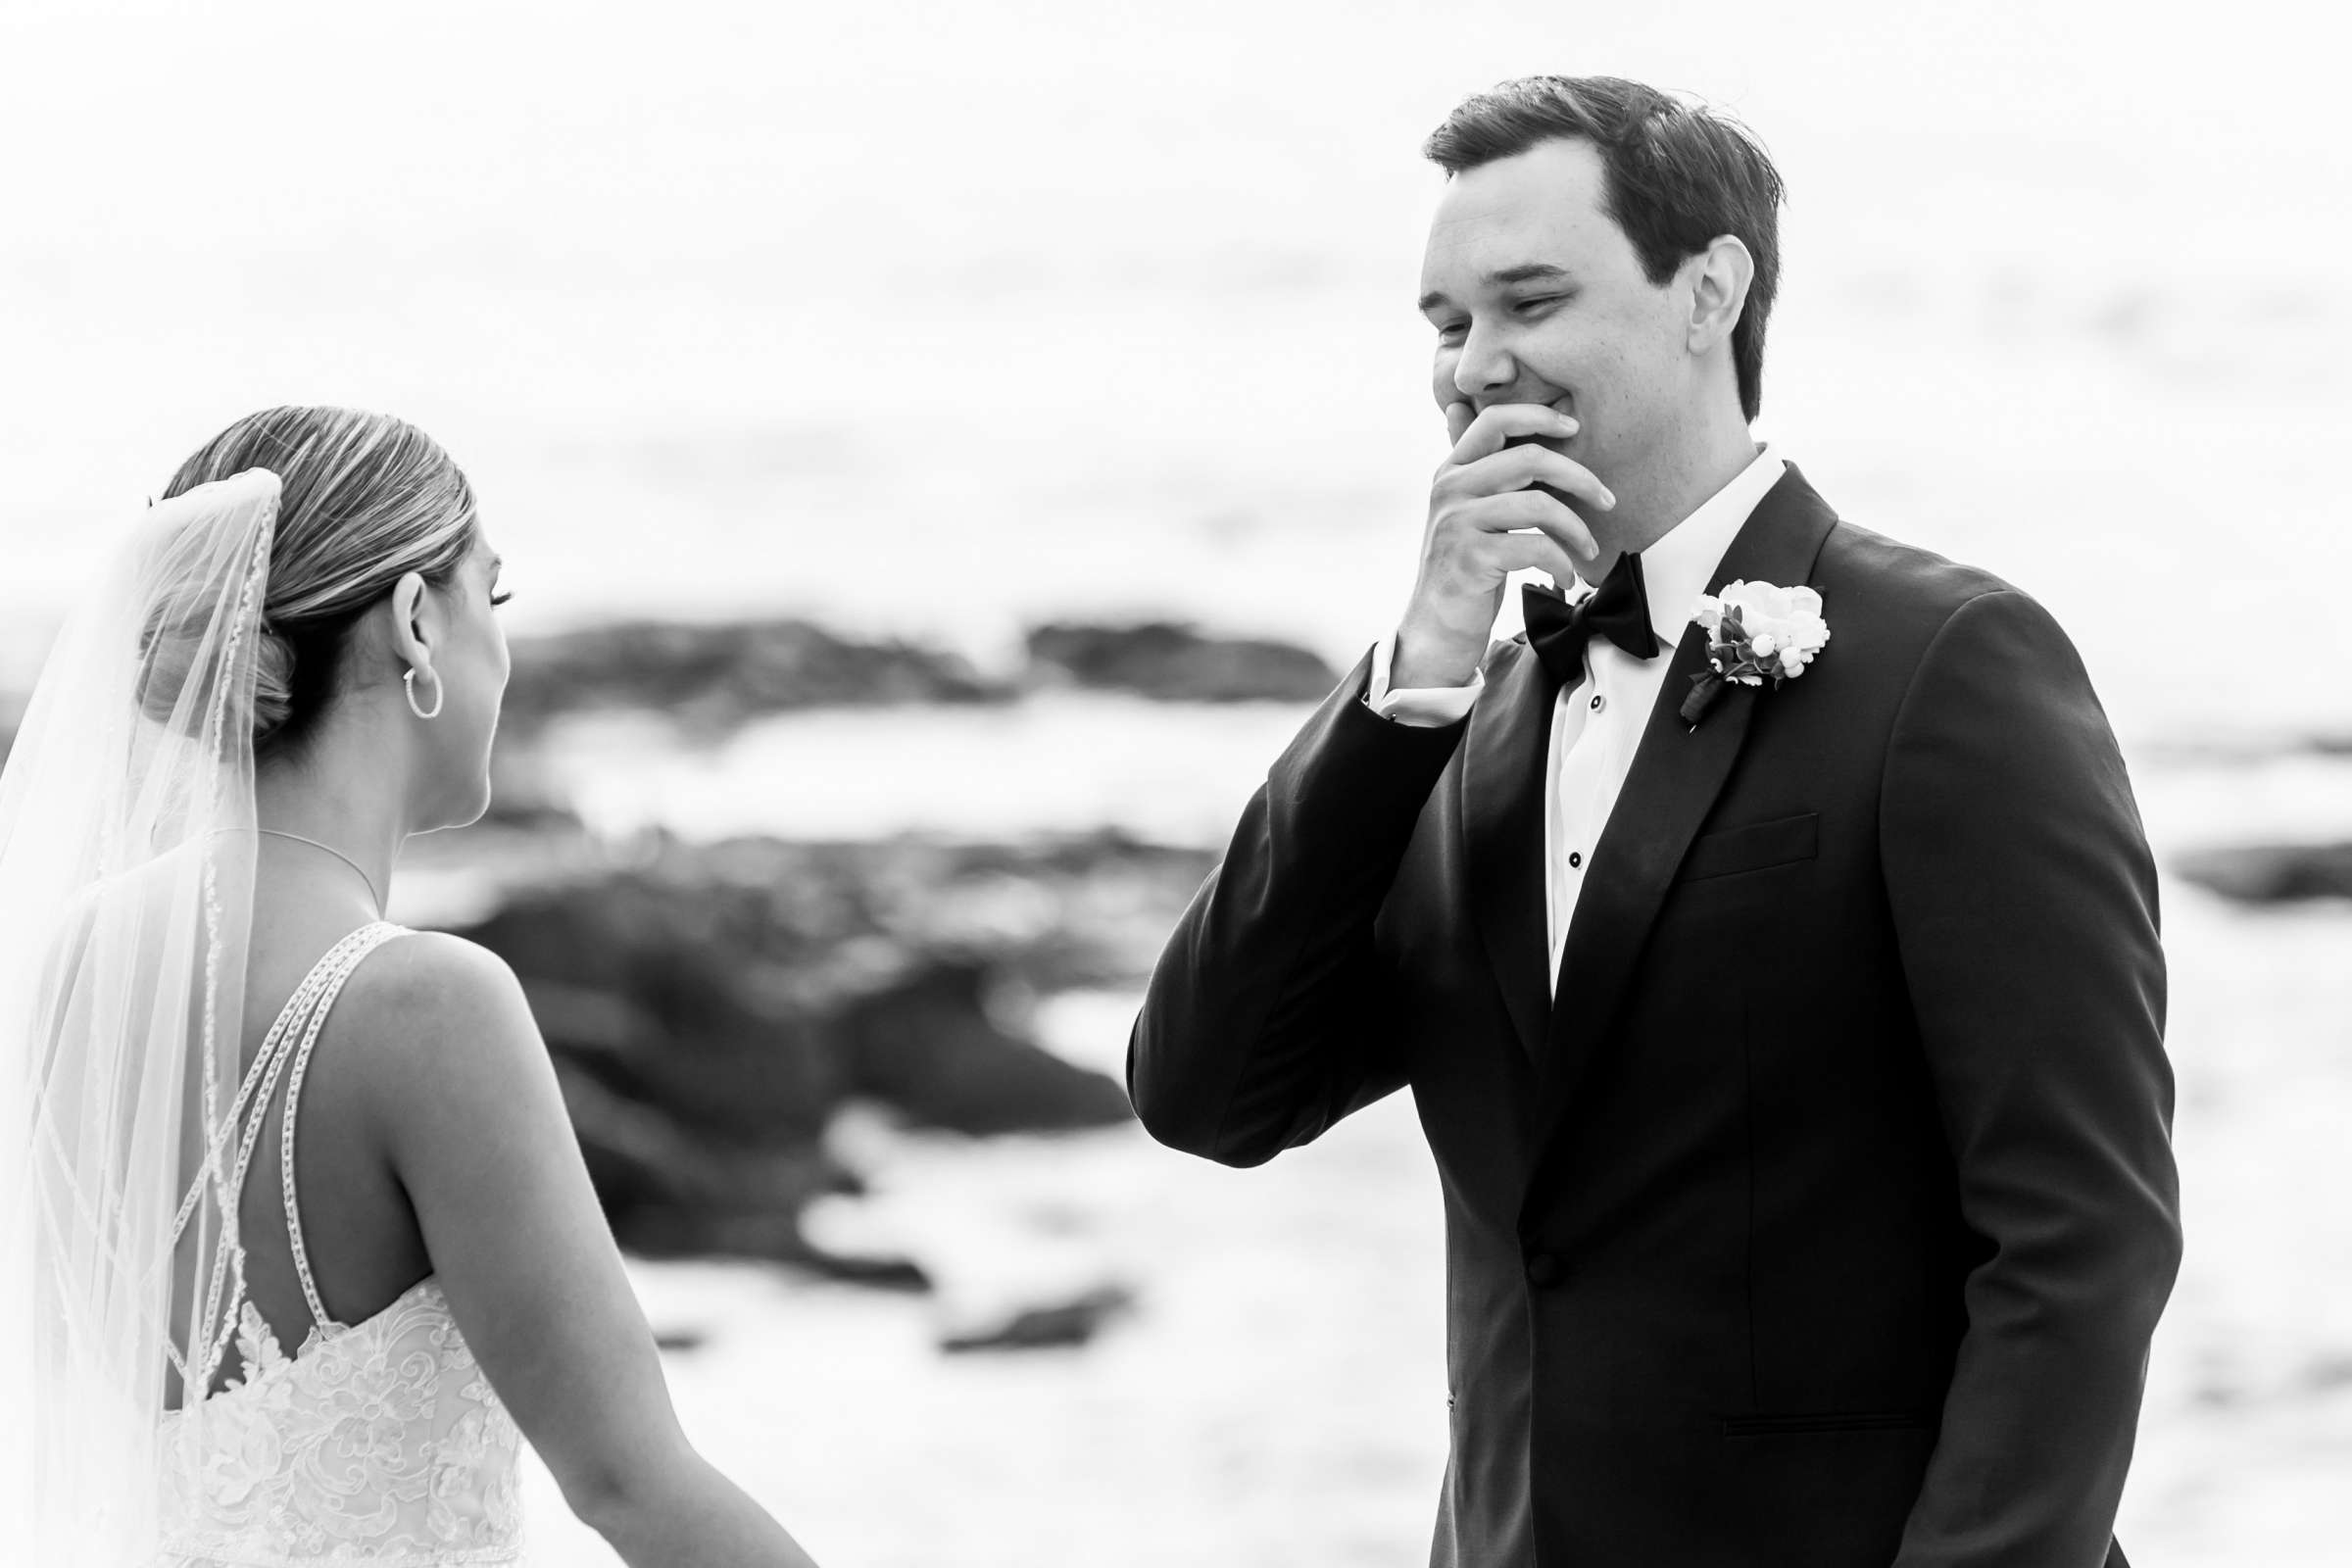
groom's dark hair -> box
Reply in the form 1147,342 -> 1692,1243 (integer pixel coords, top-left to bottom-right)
1424,76 -> 1786,421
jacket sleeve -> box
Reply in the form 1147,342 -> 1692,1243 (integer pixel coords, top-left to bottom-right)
1881,590 -> 2183,1567
1126,651 -> 1465,1167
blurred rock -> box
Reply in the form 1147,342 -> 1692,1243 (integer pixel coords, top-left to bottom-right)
1025,620 -> 1339,702
2172,842 -> 2352,904
444,831 -> 1209,1280
840,962 -> 1131,1132
615,831 -> 1218,996
2136,728 -> 2352,763
2303,1354 -> 2352,1394
938,1283 -> 1137,1354
500,618 -> 1008,736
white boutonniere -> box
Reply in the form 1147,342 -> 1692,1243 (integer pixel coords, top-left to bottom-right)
1681,579 -> 1830,726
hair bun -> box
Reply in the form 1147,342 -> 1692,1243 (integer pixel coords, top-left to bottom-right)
250,620 -> 296,744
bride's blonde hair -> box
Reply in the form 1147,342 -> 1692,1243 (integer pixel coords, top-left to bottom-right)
158,408 -> 478,760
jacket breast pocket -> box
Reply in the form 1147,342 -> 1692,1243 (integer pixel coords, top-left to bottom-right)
1674,811 -> 1818,884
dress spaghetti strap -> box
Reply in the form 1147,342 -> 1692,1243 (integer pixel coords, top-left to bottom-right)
274,921 -> 409,1333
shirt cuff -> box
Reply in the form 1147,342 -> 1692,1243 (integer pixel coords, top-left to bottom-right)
1365,634 -> 1484,727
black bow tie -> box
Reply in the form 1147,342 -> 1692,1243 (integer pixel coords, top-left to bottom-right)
1522,553 -> 1662,691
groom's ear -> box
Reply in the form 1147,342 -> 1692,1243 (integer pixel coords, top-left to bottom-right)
1684,234 -> 1755,359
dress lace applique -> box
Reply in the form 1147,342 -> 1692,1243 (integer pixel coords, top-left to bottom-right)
158,1281 -> 524,1566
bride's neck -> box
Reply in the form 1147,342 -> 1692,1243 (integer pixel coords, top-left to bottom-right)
253,731 -> 412,919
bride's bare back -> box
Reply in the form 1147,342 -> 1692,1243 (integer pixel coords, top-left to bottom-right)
197,906 -> 437,1394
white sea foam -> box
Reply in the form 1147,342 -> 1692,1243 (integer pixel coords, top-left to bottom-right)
540,696 -> 1314,847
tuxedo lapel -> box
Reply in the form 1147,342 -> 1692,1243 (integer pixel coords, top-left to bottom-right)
1460,639 -> 1556,1068
1530,466 -> 1841,1133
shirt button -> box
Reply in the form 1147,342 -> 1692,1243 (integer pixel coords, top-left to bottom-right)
1590,694 -> 1605,712
1568,851 -> 1583,869
1526,1250 -> 1566,1288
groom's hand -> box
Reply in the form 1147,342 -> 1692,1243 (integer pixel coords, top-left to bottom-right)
1392,401 -> 1613,689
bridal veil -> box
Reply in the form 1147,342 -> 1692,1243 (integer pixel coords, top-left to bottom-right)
0,471 -> 278,1561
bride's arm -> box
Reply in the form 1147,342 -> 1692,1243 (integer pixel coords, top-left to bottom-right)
348,931 -> 822,1568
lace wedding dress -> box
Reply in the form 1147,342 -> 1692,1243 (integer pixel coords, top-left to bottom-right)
155,922 -> 525,1566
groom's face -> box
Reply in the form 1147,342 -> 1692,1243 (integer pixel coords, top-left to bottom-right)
1420,137 -> 1696,487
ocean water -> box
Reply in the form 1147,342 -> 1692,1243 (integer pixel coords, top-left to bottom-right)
4,1 -> 2348,1560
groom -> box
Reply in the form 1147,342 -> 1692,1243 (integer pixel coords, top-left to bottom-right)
1129,76 -> 2180,1567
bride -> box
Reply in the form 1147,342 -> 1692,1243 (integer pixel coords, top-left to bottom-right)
0,408 -> 821,1566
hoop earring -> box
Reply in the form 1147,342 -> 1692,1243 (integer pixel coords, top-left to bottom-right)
404,666 -> 444,720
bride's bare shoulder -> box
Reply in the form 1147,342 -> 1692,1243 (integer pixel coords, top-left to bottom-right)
329,930 -> 547,1106
342,928 -> 528,1017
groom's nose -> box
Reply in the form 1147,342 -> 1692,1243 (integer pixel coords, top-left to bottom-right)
1450,321 -> 1523,404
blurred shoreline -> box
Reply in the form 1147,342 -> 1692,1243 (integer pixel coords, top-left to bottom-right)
368,614 -> 1344,1343
10,605 -> 2352,1273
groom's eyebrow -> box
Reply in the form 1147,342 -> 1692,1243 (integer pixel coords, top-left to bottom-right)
1491,263 -> 1574,286
1417,263 -> 1577,315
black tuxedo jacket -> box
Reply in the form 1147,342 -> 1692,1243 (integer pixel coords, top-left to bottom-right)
1129,466 -> 2181,1568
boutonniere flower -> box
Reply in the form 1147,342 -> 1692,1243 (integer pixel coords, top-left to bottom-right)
1680,580 -> 1830,726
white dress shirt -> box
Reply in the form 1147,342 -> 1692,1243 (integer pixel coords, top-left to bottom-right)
1368,445 -> 1788,988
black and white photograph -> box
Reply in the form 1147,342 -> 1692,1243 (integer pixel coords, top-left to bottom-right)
1,2 -> 2341,1563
